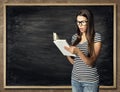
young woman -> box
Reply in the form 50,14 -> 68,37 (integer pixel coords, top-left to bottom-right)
64,9 -> 102,92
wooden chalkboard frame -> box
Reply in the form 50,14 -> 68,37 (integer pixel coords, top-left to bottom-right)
3,3 -> 116,89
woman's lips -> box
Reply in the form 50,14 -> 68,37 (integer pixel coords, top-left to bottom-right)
80,28 -> 84,31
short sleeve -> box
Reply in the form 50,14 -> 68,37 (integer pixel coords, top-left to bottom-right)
71,34 -> 77,45
94,33 -> 102,43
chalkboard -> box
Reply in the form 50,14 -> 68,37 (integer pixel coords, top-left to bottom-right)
4,4 -> 116,88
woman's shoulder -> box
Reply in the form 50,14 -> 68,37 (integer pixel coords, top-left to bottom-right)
94,32 -> 102,42
95,32 -> 101,36
71,33 -> 78,43
72,33 -> 78,39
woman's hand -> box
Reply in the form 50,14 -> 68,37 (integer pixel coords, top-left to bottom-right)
64,46 -> 79,54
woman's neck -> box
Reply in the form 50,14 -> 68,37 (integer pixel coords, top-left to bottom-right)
80,33 -> 87,43
81,33 -> 86,39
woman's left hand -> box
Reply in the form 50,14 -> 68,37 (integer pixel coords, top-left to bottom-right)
64,46 -> 79,54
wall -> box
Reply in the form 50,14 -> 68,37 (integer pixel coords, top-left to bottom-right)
0,0 -> 120,92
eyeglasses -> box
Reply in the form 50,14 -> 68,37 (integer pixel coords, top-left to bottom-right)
77,20 -> 88,26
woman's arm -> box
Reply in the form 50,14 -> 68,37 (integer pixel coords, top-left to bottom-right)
66,56 -> 74,64
64,42 -> 102,67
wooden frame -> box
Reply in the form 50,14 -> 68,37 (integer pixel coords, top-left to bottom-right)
3,3 -> 116,89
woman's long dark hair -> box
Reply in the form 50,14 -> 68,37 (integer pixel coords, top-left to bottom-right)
72,9 -> 95,57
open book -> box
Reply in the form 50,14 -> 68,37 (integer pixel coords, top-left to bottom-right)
53,32 -> 76,57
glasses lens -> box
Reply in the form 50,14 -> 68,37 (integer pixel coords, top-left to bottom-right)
82,21 -> 87,26
77,21 -> 88,26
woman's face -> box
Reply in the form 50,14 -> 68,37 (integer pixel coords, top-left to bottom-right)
76,15 -> 88,33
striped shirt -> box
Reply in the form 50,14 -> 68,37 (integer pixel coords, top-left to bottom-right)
71,32 -> 101,83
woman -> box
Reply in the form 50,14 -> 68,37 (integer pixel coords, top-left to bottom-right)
64,9 -> 102,92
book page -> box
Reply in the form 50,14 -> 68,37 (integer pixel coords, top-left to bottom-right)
53,40 -> 76,57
